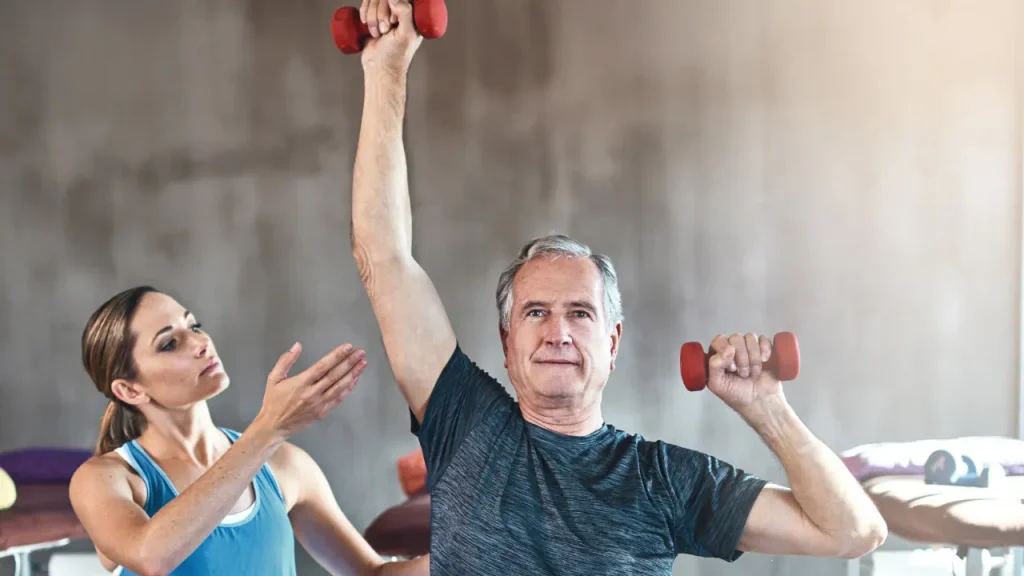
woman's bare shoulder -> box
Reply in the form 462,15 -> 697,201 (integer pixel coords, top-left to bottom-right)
70,450 -> 144,504
267,442 -> 322,509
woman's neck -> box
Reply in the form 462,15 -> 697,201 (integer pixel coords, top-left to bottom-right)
137,403 -> 227,467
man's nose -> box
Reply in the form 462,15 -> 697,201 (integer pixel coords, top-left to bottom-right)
543,317 -> 572,345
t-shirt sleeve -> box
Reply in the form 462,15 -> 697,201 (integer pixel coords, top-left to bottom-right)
656,442 -> 768,562
410,343 -> 513,491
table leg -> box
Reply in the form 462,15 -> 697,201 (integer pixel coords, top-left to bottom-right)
13,550 -> 32,576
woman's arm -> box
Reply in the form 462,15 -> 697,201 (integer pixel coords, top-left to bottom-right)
69,427 -> 283,576
274,443 -> 428,576
69,343 -> 365,575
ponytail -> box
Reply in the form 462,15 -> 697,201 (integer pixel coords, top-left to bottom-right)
82,286 -> 160,455
95,400 -> 147,454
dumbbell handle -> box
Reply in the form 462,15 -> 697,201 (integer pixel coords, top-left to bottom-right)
679,332 -> 801,392
331,0 -> 448,54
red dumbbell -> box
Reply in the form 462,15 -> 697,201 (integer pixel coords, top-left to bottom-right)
331,0 -> 448,54
679,332 -> 800,392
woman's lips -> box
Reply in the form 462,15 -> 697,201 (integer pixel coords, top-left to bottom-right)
200,359 -> 221,376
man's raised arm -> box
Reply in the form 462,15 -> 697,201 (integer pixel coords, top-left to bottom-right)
350,0 -> 456,422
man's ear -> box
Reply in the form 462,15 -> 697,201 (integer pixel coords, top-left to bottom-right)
111,378 -> 149,408
609,321 -> 623,371
499,324 -> 510,369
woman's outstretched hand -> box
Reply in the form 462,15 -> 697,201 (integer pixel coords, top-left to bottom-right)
253,342 -> 367,441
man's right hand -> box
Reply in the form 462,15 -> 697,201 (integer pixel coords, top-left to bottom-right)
253,342 -> 366,441
359,0 -> 423,77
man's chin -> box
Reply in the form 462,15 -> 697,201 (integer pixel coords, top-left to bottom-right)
533,379 -> 585,400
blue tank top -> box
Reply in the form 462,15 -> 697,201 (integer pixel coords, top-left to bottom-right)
116,428 -> 296,576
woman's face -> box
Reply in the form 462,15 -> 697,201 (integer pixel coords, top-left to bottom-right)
116,292 -> 229,410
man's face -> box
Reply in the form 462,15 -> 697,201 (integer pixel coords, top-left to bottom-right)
501,256 -> 621,404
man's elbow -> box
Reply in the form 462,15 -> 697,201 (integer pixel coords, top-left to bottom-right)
352,228 -> 407,270
835,515 -> 888,559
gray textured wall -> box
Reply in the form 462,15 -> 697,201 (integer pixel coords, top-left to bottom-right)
1,1 -> 1021,575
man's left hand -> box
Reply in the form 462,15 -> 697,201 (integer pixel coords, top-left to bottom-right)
706,332 -> 783,413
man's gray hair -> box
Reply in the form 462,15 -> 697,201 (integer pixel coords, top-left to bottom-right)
496,234 -> 623,331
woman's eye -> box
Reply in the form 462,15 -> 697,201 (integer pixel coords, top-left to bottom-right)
160,339 -> 177,352
191,323 -> 203,333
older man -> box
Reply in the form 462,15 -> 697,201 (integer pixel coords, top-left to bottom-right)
349,1 -> 887,574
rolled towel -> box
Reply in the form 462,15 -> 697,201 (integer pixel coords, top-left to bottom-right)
0,467 -> 16,510
0,448 -> 91,484
924,448 -> 1007,488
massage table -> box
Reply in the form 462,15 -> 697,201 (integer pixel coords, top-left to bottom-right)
0,448 -> 92,576
364,492 -> 430,559
842,437 -> 1024,576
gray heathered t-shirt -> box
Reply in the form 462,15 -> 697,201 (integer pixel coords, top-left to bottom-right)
412,345 -> 768,575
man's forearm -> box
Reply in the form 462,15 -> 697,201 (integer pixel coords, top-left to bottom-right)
742,395 -> 886,555
352,70 -> 413,262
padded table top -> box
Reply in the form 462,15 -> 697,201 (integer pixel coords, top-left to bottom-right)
0,484 -> 86,550
864,475 -> 1024,548
364,493 -> 430,558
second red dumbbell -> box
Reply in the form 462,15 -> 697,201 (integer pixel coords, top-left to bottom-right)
331,0 -> 448,54
679,332 -> 801,392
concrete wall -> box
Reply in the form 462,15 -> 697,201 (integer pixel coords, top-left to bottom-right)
1,1 -> 1020,575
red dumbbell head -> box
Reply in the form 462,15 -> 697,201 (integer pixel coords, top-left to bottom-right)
414,0 -> 448,38
680,342 -> 710,392
331,7 -> 369,54
771,331 -> 800,381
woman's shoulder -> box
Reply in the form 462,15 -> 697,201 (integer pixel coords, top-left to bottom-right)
267,441 -> 322,509
268,441 -> 320,479
74,450 -> 135,480
70,450 -> 141,502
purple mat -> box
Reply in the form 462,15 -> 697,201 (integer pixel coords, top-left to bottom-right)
0,448 -> 92,484
841,436 -> 1024,481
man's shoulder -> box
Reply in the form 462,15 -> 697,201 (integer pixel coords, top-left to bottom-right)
436,343 -> 516,409
410,342 -> 516,436
439,343 -> 501,383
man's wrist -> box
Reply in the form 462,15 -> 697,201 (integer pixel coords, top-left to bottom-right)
364,65 -> 408,90
738,393 -> 810,454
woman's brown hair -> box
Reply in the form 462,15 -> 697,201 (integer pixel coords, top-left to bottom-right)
82,285 -> 160,454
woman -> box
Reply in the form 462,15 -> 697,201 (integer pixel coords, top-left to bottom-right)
68,286 -> 428,576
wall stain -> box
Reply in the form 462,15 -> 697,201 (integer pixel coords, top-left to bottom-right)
62,186 -> 116,275
61,125 -> 334,197
474,0 -> 554,98
0,11 -> 45,158
242,0 -> 338,146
